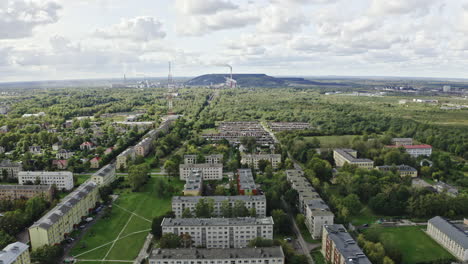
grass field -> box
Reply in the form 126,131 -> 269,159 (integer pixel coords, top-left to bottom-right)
306,135 -> 358,148
311,249 -> 326,264
71,177 -> 183,262
363,226 -> 454,264
350,207 -> 384,226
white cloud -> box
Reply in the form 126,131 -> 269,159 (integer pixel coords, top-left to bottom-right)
257,6 -> 310,33
368,0 -> 438,16
0,0 -> 61,39
94,16 -> 166,42
175,0 -> 237,15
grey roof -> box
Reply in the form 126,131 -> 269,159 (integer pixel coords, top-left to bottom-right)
184,170 -> 203,191
30,181 -> 97,230
241,153 -> 281,159
18,171 -> 73,177
173,195 -> 266,203
238,168 -> 256,191
0,185 -> 51,191
180,163 -> 223,169
149,247 -> 284,260
0,160 -> 21,168
93,163 -> 115,177
162,217 -> 273,227
376,165 -> 417,172
0,242 -> 29,264
324,225 -> 372,264
428,216 -> 468,249
334,149 -> 373,163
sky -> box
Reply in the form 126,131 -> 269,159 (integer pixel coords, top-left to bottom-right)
1,0 -> 468,82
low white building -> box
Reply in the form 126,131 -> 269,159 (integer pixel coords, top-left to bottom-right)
427,216 -> 468,262
179,163 -> 223,180
387,144 -> 432,157
18,171 -> 74,190
161,217 -> 273,248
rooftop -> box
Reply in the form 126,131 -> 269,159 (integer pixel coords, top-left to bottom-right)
387,144 -> 432,149
428,216 -> 468,249
18,171 -> 73,177
173,195 -> 266,203
324,225 -> 371,264
0,242 -> 29,264
180,163 -> 223,169
376,165 -> 417,171
334,149 -> 373,163
0,185 -> 51,191
0,160 -> 21,167
149,247 -> 284,260
162,217 -> 273,227
93,163 -> 115,177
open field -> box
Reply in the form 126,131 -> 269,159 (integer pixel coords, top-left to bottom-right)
350,207 -> 384,226
363,226 -> 454,264
71,177 -> 183,262
306,135 -> 358,148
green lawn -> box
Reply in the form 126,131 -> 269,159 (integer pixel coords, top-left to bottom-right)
306,135 -> 358,148
350,206 -> 383,226
70,177 -> 183,261
363,226 -> 454,264
311,249 -> 326,264
76,174 -> 91,185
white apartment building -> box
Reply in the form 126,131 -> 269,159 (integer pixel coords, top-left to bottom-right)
116,147 -> 135,170
0,160 -> 22,179
18,171 -> 74,191
149,247 -> 285,264
179,163 -> 223,180
322,225 -> 371,264
205,154 -> 223,164
91,163 -> 116,186
161,217 -> 274,248
427,216 -> 468,261
240,154 -> 281,169
0,242 -> 30,264
333,149 -> 374,169
172,195 -> 267,218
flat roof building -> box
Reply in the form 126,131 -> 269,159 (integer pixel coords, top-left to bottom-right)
333,149 -> 374,169
427,216 -> 468,261
179,163 -> 223,181
0,185 -> 52,201
237,168 -> 257,195
161,217 -> 273,248
91,163 -> 116,186
376,165 -> 418,178
183,170 -> 203,196
241,154 -> 281,169
18,171 -> 74,191
0,160 -> 22,179
28,181 -> 99,250
386,144 -> 432,158
322,224 -> 371,264
0,242 -> 30,264
391,138 -> 413,146
116,147 -> 135,170
149,247 -> 285,264
172,195 -> 267,218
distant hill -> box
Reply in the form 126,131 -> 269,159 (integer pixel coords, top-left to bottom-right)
185,74 -> 348,87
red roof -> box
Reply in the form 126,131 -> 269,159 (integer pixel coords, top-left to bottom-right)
53,160 -> 68,166
81,141 -> 93,146
387,144 -> 432,149
91,157 -> 101,162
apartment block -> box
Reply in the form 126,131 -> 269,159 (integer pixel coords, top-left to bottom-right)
268,122 -> 311,132
0,160 -> 22,179
149,247 -> 285,264
387,144 -> 432,158
0,242 -> 30,264
0,185 -> 52,201
172,195 -> 267,218
184,155 -> 197,164
205,154 -> 223,164
183,170 -> 203,196
333,149 -> 374,169
91,163 -> 116,186
237,168 -> 257,195
376,165 -> 418,177
179,163 -> 223,180
202,122 -> 275,146
427,216 -> 468,261
391,138 -> 413,146
116,147 -> 135,170
18,171 -> 74,191
322,225 -> 371,264
161,217 -> 274,248
135,137 -> 152,157
29,181 -> 99,250
240,154 -> 281,169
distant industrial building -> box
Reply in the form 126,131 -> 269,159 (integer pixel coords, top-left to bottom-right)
333,149 -> 374,169
161,217 -> 273,248
386,144 -> 432,157
0,242 -> 30,264
149,247 -> 285,264
91,163 -> 116,186
0,185 -> 53,201
179,163 -> 223,180
183,170 -> 203,196
237,168 -> 257,195
322,224 -> 371,264
376,165 -> 418,177
28,181 -> 99,250
241,154 -> 281,169
18,171 -> 74,191
427,216 -> 468,262
172,195 -> 267,218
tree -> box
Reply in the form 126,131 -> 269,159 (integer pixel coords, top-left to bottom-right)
383,256 -> 395,264
163,160 -> 178,177
265,165 -> 273,179
232,200 -> 249,217
195,198 -> 214,218
0,230 -> 15,248
182,208 -> 193,218
31,245 -> 64,264
220,200 -> 232,218
214,185 -> 226,195
248,237 -> 275,247
128,163 -> 150,191
341,194 -> 362,215
159,233 -> 182,248
272,209 -> 290,235
258,160 -> 270,172
151,212 -> 175,239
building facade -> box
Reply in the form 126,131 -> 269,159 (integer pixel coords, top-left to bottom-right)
135,137 -> 152,157
149,247 -> 285,264
333,149 -> 374,169
18,171 -> 74,191
376,165 -> 418,177
391,138 -> 413,146
427,216 -> 468,261
55,149 -> 74,160
0,185 -> 53,201
91,163 -> 116,186
161,217 -> 274,248
0,160 -> 22,179
172,195 -> 267,218
0,242 -> 30,264
28,181 -> 99,250
322,225 -> 371,264
205,154 -> 223,164
386,144 -> 433,157
116,147 -> 135,170
240,154 -> 281,169
179,163 -> 223,180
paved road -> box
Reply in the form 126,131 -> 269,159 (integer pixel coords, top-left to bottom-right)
134,233 -> 153,264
